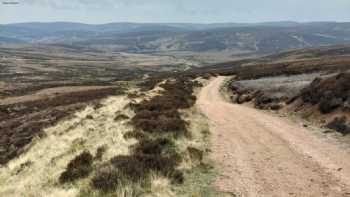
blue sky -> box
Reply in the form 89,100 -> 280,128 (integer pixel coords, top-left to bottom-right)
1,0 -> 350,24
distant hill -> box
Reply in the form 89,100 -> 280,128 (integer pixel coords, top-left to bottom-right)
193,44 -> 350,74
1,22 -> 350,54
0,36 -> 24,44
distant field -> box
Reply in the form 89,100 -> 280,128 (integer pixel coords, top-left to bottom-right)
0,44 -> 194,97
1,39 -> 350,196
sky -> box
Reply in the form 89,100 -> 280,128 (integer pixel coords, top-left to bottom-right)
1,0 -> 350,24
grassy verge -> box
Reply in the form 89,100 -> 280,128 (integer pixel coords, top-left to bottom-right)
174,163 -> 219,197
77,75 -> 218,196
0,74 -> 219,196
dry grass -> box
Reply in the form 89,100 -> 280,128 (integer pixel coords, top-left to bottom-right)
176,107 -> 210,170
80,173 -> 176,197
0,87 -> 123,165
0,96 -> 135,197
86,77 -> 199,194
0,76 -> 214,197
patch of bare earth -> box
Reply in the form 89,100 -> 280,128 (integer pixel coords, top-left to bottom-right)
198,77 -> 350,197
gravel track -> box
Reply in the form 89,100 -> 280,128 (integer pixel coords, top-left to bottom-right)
198,77 -> 350,197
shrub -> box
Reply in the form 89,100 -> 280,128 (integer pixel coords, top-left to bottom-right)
86,115 -> 94,120
95,145 -> 107,161
127,92 -> 139,99
133,116 -> 187,135
133,109 -> 178,119
301,73 -> 350,114
187,147 -> 203,162
133,112 -> 185,134
123,130 -> 146,140
139,78 -> 163,91
158,116 -> 187,132
170,170 -> 185,184
114,114 -> 129,121
59,151 -> 94,183
202,73 -> 212,80
91,165 -> 121,192
300,77 -> 322,104
109,155 -> 148,182
94,154 -> 181,186
91,136 -> 183,192
134,138 -> 174,155
319,92 -> 342,113
130,154 -> 180,178
131,78 -> 197,135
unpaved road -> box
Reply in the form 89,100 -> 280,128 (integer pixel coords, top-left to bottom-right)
198,77 -> 350,197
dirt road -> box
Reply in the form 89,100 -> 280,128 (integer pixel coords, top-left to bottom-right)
198,77 -> 350,197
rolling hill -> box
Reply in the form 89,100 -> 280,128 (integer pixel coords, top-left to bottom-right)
1,22 -> 350,54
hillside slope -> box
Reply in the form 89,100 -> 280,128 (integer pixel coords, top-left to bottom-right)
1,22 -> 350,54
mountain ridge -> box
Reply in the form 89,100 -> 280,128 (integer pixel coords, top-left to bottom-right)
1,21 -> 350,54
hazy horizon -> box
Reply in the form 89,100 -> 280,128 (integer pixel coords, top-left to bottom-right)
2,20 -> 350,26
1,0 -> 350,24
0,20 -> 350,25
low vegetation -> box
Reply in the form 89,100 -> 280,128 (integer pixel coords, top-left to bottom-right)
131,77 -> 200,136
300,72 -> 350,114
87,76 -> 203,194
95,145 -> 107,161
217,45 -> 350,136
0,87 -> 123,165
0,95 -> 135,196
2,36 -> 350,197
24,75 -> 215,196
90,136 -> 183,192
59,151 -> 94,183
225,67 -> 350,136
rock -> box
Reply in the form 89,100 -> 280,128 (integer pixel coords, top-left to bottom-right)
323,130 -> 334,134
230,95 -> 239,103
255,94 -> 274,109
301,73 -> 350,114
269,103 -> 283,110
229,84 -> 240,92
286,95 -> 299,105
326,116 -> 350,135
319,97 -> 342,114
343,97 -> 350,111
300,77 -> 322,104
237,94 -> 250,104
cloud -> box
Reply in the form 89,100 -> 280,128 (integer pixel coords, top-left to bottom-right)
3,0 -> 350,24
20,0 -> 228,11
21,0 -> 118,9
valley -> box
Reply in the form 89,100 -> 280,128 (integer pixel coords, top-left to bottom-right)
1,21 -> 350,196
